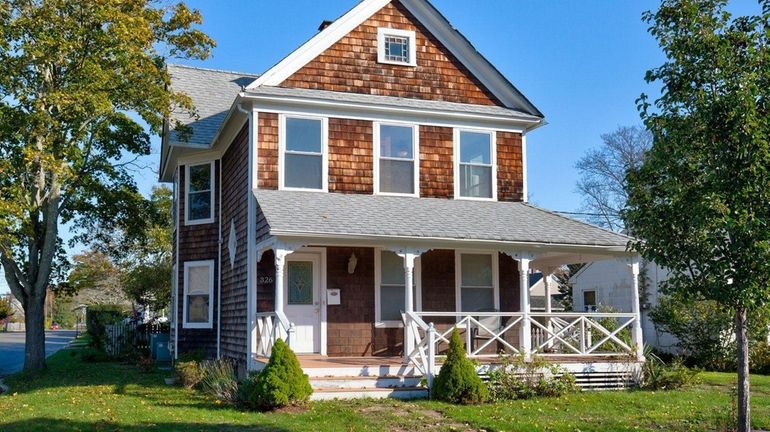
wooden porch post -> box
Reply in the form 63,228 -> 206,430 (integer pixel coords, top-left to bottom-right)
518,257 -> 532,359
273,248 -> 292,347
542,268 -> 555,350
628,258 -> 645,361
401,252 -> 418,362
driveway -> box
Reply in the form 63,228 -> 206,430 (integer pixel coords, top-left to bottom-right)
0,330 -> 76,377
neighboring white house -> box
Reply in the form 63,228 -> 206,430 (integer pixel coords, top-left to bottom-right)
529,273 -> 564,312
570,259 -> 679,353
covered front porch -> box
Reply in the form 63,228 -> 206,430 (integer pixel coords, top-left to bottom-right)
247,190 -> 643,388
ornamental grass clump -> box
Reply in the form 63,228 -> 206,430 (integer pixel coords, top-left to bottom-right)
199,359 -> 239,404
239,339 -> 312,410
431,328 -> 488,404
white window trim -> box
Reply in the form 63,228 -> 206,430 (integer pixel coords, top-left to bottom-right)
184,161 -> 215,225
453,128 -> 498,201
373,122 -> 420,197
377,28 -> 417,67
182,260 -> 215,329
374,249 -> 422,328
278,114 -> 329,192
455,250 -> 499,313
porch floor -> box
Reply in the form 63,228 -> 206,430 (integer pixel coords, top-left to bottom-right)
287,354 -> 638,369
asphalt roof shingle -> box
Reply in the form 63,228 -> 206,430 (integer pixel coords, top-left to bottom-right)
253,190 -> 633,248
167,65 -> 259,146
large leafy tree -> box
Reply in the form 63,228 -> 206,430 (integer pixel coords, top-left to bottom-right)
625,1 -> 770,430
0,0 -> 213,371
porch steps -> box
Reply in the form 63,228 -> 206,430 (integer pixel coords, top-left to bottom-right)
309,374 -> 428,400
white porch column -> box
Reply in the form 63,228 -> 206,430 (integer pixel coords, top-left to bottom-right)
542,267 -> 555,350
519,257 -> 532,359
628,258 -> 645,361
399,252 -> 419,362
273,248 -> 291,316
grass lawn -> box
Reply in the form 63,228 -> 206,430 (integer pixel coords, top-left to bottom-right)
1,348 -> 769,432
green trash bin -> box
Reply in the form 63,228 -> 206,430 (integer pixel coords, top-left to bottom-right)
152,333 -> 171,361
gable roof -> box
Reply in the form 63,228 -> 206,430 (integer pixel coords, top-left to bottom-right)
247,0 -> 543,118
254,190 -> 633,249
166,64 -> 259,146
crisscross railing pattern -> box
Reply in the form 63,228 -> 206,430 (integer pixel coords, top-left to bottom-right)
528,312 -> 637,356
255,311 -> 294,358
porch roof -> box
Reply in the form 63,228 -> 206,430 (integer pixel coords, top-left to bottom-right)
253,190 -> 633,250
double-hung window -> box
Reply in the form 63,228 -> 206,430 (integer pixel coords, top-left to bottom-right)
183,260 -> 214,328
456,252 -> 498,312
375,123 -> 418,195
185,161 -> 214,224
280,115 -> 327,191
376,250 -> 419,326
456,130 -> 495,199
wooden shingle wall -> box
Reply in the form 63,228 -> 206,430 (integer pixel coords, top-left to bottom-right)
497,131 -> 525,202
257,112 -> 279,190
219,124 -> 249,364
328,118 -> 374,194
176,161 -> 220,358
419,126 -> 454,199
280,1 -> 501,106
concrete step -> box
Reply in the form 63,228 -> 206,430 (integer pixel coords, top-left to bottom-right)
310,375 -> 424,390
310,386 -> 429,401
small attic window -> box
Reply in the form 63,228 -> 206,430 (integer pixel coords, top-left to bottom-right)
377,28 -> 416,67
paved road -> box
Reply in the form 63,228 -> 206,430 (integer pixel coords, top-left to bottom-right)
0,330 -> 76,377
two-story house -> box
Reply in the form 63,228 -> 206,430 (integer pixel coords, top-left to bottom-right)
160,0 -> 644,398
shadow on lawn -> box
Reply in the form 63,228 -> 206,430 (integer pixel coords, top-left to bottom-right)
1,418 -> 295,432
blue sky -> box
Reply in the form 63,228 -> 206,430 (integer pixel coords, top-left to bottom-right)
1,0 -> 761,295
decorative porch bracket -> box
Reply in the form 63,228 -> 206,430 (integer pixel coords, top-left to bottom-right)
390,246 -> 430,362
617,255 -> 645,361
503,250 -> 537,359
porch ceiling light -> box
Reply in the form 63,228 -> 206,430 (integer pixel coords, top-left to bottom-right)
348,253 -> 358,274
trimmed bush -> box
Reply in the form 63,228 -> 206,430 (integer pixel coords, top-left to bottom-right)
431,329 -> 488,404
176,360 -> 204,389
239,339 -> 312,410
199,359 -> 239,403
487,353 -> 579,402
640,350 -> 700,390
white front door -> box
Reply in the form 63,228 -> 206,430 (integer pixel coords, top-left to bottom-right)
284,253 -> 322,354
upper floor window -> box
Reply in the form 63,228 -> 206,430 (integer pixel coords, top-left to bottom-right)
183,260 -> 214,329
455,130 -> 495,200
280,115 -> 328,191
375,123 -> 419,195
583,290 -> 597,312
377,28 -> 417,67
185,161 -> 214,224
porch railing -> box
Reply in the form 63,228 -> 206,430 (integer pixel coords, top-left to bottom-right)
255,311 -> 294,358
403,310 -> 641,386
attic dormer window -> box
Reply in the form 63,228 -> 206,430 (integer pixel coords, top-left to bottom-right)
377,28 -> 417,67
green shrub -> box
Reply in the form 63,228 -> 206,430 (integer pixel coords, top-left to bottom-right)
431,329 -> 488,404
85,304 -> 128,351
176,360 -> 204,389
487,353 -> 579,401
751,343 -> 770,375
80,348 -> 111,363
178,349 -> 206,363
239,339 -> 312,410
640,350 -> 700,390
199,359 -> 239,403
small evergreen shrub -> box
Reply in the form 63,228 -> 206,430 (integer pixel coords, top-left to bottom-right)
487,353 -> 579,401
176,360 -> 204,389
239,339 -> 312,410
431,329 -> 488,404
199,359 -> 239,403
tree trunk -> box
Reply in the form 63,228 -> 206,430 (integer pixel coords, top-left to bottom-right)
735,307 -> 750,432
23,293 -> 47,371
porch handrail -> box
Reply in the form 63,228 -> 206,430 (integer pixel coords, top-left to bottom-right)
255,311 -> 295,358
403,310 -> 643,386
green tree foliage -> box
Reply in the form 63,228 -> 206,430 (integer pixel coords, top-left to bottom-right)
0,297 -> 14,322
68,250 -> 127,305
431,329 -> 488,404
0,0 -> 213,371
239,339 -> 312,411
625,2 -> 770,429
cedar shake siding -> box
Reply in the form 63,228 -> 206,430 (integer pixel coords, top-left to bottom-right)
497,131 -> 525,202
326,247 -> 376,356
419,126 -> 454,199
220,124 -> 249,363
257,112 -> 279,190
280,1 -> 502,106
256,249 -> 276,313
176,161 -> 220,358
328,118 -> 374,194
